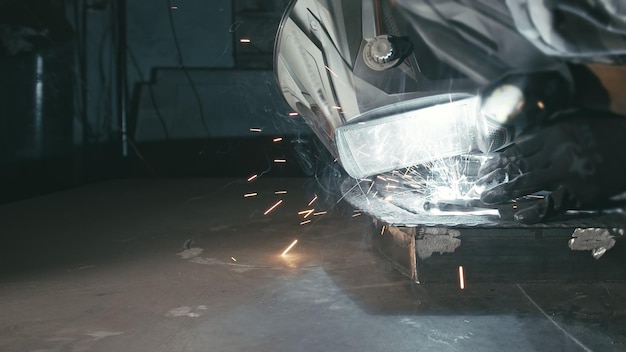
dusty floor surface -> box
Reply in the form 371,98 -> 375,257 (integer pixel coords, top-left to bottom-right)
1,178 -> 625,351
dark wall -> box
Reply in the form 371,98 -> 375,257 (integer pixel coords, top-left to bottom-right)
0,0 -> 313,203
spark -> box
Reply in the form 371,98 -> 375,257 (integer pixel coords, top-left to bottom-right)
408,183 -> 423,190
459,266 -> 466,290
380,225 -> 386,235
264,200 -> 283,215
249,127 -> 262,132
313,211 -> 327,216
274,159 -> 287,163
332,106 -> 342,110
170,5 -> 178,10
244,192 -> 258,198
274,190 -> 288,195
537,101 -> 545,109
352,213 -> 362,217
360,178 -> 373,182
324,65 -> 339,78
300,220 -> 312,225
247,174 -> 258,182
231,257 -> 237,262
239,38 -> 251,44
298,209 -> 315,218
281,240 -> 298,256
273,137 -> 283,142
288,112 -> 299,116
308,194 -> 318,206
333,158 -> 339,163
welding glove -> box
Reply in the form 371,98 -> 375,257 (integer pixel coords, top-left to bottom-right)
476,110 -> 626,224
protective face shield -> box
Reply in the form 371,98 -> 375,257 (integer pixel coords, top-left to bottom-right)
274,0 -> 571,179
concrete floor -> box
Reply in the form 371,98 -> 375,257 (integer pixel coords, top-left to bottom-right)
1,178 -> 625,351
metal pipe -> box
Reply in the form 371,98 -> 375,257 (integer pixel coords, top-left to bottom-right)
80,0 -> 88,151
116,0 -> 128,157
33,53 -> 44,157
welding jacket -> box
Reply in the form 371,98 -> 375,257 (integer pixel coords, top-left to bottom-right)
395,0 -> 626,115
507,0 -> 626,64
507,0 -> 626,115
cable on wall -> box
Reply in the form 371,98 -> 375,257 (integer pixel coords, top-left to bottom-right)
165,0 -> 211,139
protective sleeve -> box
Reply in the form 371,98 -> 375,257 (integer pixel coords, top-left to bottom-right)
506,0 -> 626,62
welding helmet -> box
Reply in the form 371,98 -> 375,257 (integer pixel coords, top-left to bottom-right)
275,0 -> 571,179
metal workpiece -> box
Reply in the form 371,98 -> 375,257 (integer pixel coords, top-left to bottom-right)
375,223 -> 462,283
342,176 -> 626,229
354,173 -> 626,283
374,220 -> 626,284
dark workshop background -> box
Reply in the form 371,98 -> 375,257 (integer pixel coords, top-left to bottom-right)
0,0 -> 325,204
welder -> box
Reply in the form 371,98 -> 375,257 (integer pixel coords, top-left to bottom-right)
275,0 -> 626,223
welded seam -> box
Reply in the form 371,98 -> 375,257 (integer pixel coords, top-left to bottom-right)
516,284 -> 593,352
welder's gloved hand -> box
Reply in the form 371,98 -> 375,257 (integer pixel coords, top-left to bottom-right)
476,111 -> 626,224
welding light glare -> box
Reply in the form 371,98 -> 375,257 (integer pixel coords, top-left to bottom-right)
334,96 -> 478,179
281,240 -> 298,256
